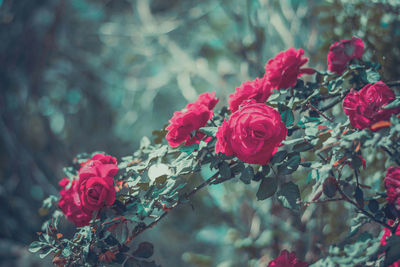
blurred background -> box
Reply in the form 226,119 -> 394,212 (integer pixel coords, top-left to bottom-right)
1,0 -> 400,266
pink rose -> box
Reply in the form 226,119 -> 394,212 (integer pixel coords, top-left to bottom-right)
264,48 -> 314,90
58,178 -> 92,227
342,81 -> 400,130
166,92 -> 218,147
380,221 -> 400,267
267,250 -> 308,267
187,91 -> 218,110
228,77 -> 272,113
215,101 -> 287,165
327,36 -> 364,74
80,153 -> 117,167
77,156 -> 118,212
385,166 -> 400,210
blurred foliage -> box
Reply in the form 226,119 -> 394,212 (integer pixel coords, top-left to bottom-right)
1,0 -> 400,266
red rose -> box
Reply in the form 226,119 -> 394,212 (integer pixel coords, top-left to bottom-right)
80,153 -> 117,167
77,157 -> 118,212
228,77 -> 272,113
384,166 -> 400,210
187,91 -> 218,110
327,36 -> 364,74
267,250 -> 308,267
215,101 -> 287,165
58,177 -> 92,227
380,221 -> 400,267
166,92 -> 218,147
264,48 -> 314,90
343,81 -> 400,130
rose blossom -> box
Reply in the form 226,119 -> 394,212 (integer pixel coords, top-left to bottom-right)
380,221 -> 400,267
228,77 -> 272,113
166,92 -> 218,147
80,153 -> 117,167
264,48 -> 314,90
327,36 -> 364,74
58,177 -> 92,227
215,101 -> 287,165
187,91 -> 218,110
77,155 -> 119,212
267,250 -> 308,267
384,166 -> 400,210
343,81 -> 400,130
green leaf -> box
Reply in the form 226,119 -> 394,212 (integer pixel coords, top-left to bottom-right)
270,151 -> 287,164
293,142 -> 313,152
39,246 -> 53,259
29,241 -> 45,253
364,68 -> 380,84
322,177 -> 338,198
279,104 -> 294,128
200,127 -> 218,137
256,177 -> 278,200
219,161 -> 231,179
140,136 -> 151,149
384,98 -> 400,110
368,199 -> 379,213
384,236 -> 400,267
179,143 -> 199,155
354,187 -> 364,208
306,169 -> 320,183
132,242 -> 154,258
277,182 -> 300,212
240,166 -> 253,184
277,153 -> 300,175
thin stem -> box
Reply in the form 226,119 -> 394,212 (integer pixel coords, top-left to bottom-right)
336,184 -> 394,230
307,102 -> 333,122
300,198 -> 344,205
381,146 -> 400,166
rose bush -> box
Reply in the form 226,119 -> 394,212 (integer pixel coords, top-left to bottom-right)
30,36 -> 400,267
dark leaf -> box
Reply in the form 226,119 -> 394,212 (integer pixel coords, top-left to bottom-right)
368,199 -> 379,213
240,166 -> 254,184
200,127 -> 218,137
219,161 -> 231,179
323,177 -> 338,198
256,177 -> 278,200
384,236 -> 400,267
354,187 -> 364,208
270,151 -> 287,164
293,142 -> 314,152
277,182 -> 300,212
132,242 -> 154,259
277,153 -> 300,175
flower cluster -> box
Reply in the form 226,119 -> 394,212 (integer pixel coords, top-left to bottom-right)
58,154 -> 118,227
166,92 -> 218,147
